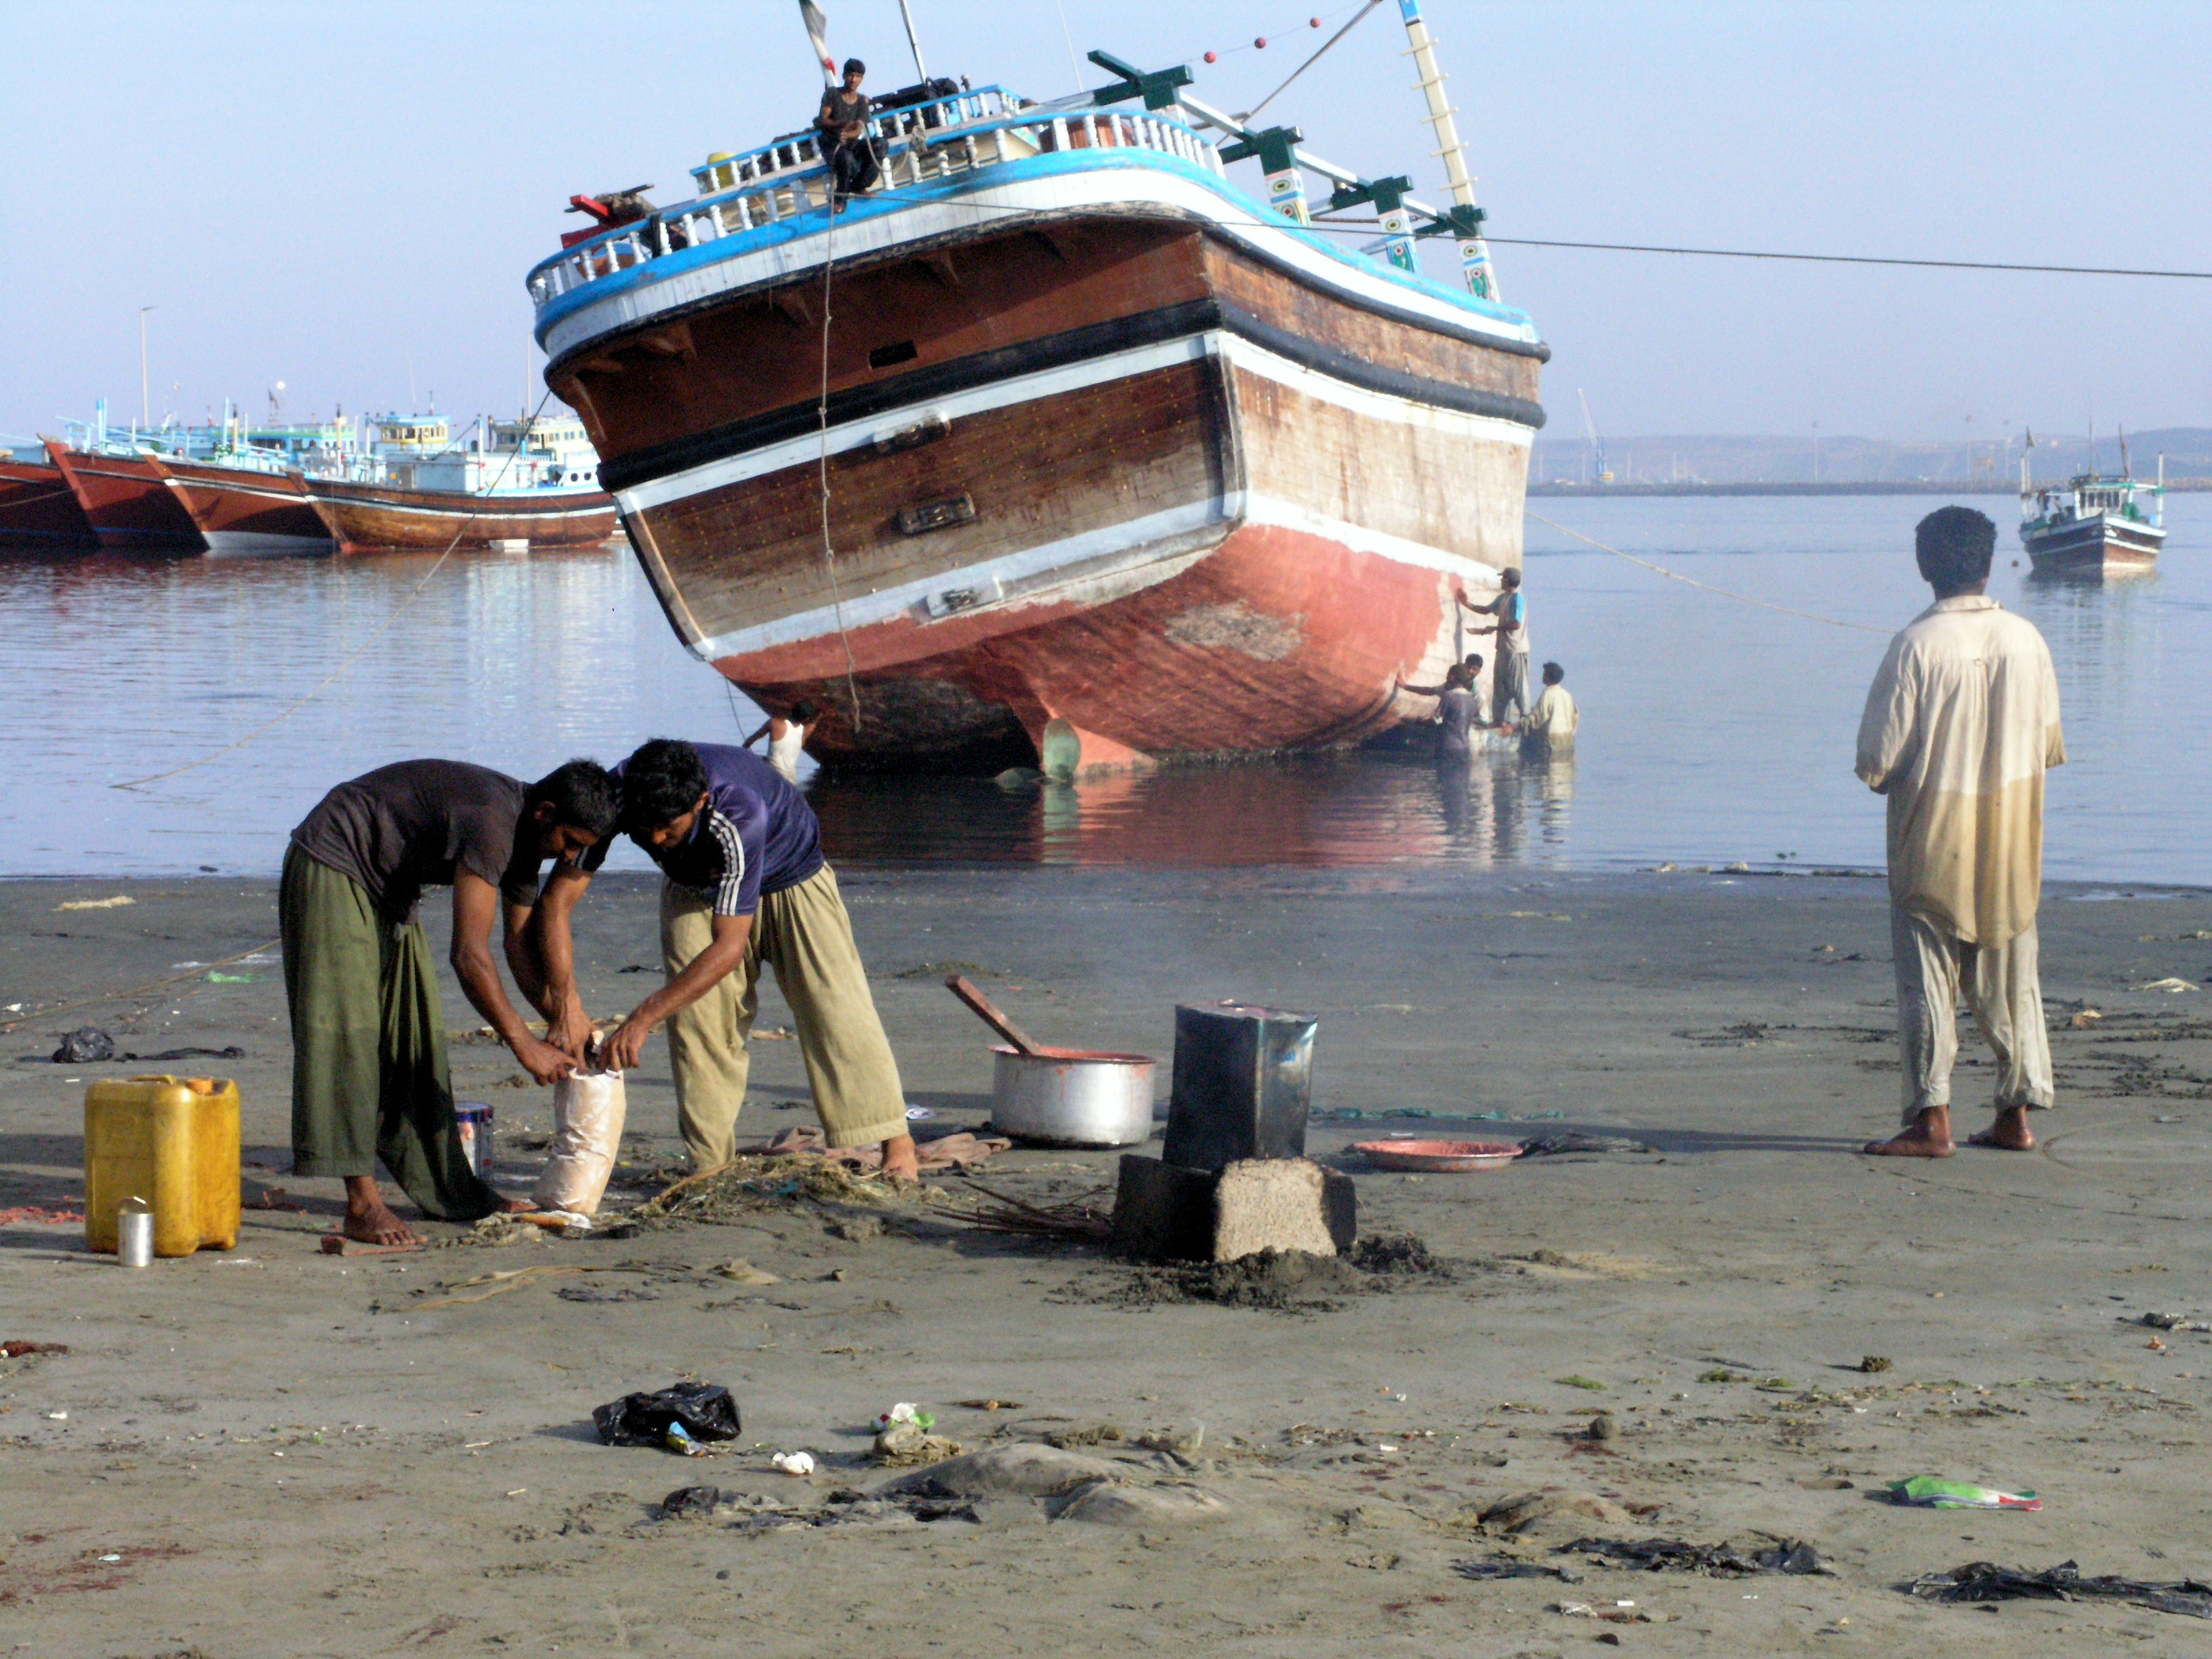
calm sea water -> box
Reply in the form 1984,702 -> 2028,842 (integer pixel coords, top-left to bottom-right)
0,495 -> 2202,884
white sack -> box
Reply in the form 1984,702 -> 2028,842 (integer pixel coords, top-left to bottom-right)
532,1065 -> 627,1216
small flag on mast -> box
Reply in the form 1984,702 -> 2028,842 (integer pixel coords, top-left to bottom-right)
799,0 -> 836,84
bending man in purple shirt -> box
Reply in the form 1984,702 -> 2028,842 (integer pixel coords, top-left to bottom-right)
537,739 -> 918,1181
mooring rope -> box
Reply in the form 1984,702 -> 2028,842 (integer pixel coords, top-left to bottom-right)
815,177 -> 866,735
1523,509 -> 1890,636
110,388 -> 561,792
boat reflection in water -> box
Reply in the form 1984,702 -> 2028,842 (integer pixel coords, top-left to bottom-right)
807,748 -> 1572,869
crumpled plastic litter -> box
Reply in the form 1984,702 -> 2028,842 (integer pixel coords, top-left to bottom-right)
2135,1311 -> 2212,1332
52,1027 -> 115,1063
1559,1537 -> 1830,1576
592,1382 -> 742,1450
1908,1560 -> 2212,1619
1887,1477 -> 2040,1511
1456,1558 -> 1583,1582
873,1402 -> 935,1433
1518,1133 -> 1657,1158
771,1450 -> 817,1477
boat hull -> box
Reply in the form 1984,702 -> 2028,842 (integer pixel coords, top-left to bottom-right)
45,445 -> 204,552
304,480 -> 619,554
147,456 -> 333,556
0,460 -> 97,552
559,204 -> 1543,774
2022,512 -> 2163,575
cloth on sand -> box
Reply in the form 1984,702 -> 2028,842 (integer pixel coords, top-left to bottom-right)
745,1122 -> 1011,1173
1892,907 -> 2053,1120
1856,596 -> 2065,947
661,862 -> 908,1168
280,844 -> 501,1220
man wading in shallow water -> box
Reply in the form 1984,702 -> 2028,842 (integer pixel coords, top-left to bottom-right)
1856,507 -> 2066,1158
284,759 -> 619,1244
534,739 -> 920,1182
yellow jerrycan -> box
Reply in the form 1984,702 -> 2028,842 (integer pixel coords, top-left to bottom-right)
84,1076 -> 241,1256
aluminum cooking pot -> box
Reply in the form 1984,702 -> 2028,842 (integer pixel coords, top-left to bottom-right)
989,1045 -> 1157,1147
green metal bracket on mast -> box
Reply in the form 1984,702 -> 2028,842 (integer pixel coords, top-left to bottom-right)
1218,126 -> 1306,174
1412,203 -> 1487,240
1086,49 -> 1194,110
1327,174 -> 1416,215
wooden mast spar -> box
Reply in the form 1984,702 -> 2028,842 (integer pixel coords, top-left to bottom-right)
1396,0 -> 1498,301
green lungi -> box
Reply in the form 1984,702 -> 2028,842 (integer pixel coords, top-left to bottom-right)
280,844 -> 501,1221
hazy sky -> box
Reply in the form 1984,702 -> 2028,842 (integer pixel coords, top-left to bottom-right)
6,1 -> 2207,445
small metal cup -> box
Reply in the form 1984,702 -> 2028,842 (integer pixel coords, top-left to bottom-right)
117,1197 -> 154,1268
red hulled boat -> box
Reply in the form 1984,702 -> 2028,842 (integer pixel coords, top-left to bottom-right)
43,441 -> 205,552
145,454 -> 333,556
525,31 -> 1544,775
0,459 -> 97,552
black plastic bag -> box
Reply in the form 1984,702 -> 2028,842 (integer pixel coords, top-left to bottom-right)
592,1381 -> 742,1448
53,1027 -> 116,1063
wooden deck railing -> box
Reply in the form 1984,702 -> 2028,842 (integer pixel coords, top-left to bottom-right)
527,91 -> 1224,312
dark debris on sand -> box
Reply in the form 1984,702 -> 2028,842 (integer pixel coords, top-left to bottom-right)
1065,1234 -> 1458,1313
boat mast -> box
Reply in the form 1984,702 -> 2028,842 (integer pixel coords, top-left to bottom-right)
1396,0 -> 1497,301
895,0 -> 928,83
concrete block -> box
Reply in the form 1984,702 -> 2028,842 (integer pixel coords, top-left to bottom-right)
1212,1158 -> 1338,1261
1113,1154 -> 1359,1263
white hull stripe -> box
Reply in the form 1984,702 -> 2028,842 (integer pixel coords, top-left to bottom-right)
684,487 -> 1504,665
541,158 -> 1543,366
312,494 -> 614,523
621,330 -> 1528,516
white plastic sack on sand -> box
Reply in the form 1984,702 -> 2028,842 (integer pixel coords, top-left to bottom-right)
532,1063 -> 627,1216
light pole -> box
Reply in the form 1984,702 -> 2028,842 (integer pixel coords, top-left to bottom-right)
139,306 -> 157,428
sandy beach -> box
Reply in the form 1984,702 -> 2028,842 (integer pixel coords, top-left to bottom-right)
5,864 -> 2212,1656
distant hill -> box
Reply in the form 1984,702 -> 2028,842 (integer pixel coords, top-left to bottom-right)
1529,429 -> 2212,488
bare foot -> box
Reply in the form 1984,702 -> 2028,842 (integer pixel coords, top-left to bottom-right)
880,1133 -> 921,1185
1864,1106 -> 1955,1158
1967,1105 -> 2036,1151
342,1176 -> 423,1246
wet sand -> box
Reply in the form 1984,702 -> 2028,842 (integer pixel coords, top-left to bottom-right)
5,866 -> 2212,1656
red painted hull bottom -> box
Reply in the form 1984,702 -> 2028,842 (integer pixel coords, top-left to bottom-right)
710,523 -> 1462,775
0,461 -> 97,551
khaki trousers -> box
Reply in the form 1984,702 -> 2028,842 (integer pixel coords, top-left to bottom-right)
660,863 -> 908,1168
1891,905 -> 2055,1123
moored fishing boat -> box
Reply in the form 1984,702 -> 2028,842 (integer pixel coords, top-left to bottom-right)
2020,459 -> 2165,576
304,477 -> 619,554
43,441 -> 205,552
146,451 -> 332,556
525,11 -> 1545,775
0,457 -> 98,552
303,409 -> 619,553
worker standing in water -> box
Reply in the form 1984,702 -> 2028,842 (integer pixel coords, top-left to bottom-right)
1396,661 -> 1486,760
283,759 -> 619,1244
1521,661 -> 1579,757
1460,568 -> 1533,724
532,739 -> 920,1181
1856,508 -> 2065,1159
743,699 -> 819,785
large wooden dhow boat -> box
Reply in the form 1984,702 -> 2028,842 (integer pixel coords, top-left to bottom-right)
528,25 -> 1547,773
0,457 -> 97,552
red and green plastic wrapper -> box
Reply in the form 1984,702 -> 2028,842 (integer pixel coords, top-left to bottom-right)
1887,1475 -> 2042,1511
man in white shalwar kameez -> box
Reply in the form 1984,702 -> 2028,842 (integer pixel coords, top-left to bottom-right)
1856,507 -> 2064,1158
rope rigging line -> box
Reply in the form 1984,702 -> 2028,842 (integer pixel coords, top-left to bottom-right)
1240,0 -> 1382,122
110,386 -> 562,792
1523,509 -> 1889,636
815,186 -> 866,736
